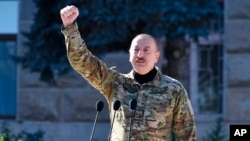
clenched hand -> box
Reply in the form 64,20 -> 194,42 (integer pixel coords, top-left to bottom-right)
60,5 -> 79,26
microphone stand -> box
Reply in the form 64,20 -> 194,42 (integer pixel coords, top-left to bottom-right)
90,101 -> 104,141
128,110 -> 136,141
108,100 -> 121,141
128,99 -> 137,141
108,110 -> 117,141
90,111 -> 99,141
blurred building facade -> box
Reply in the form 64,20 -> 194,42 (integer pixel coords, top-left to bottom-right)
1,0 -> 250,140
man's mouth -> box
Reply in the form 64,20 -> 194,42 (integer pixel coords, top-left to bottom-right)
136,58 -> 145,63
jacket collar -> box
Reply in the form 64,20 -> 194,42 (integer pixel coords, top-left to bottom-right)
126,67 -> 162,87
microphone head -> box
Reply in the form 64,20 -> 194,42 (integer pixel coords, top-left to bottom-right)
96,100 -> 104,112
113,100 -> 121,111
129,99 -> 137,110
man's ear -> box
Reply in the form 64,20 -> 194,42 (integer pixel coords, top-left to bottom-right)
155,51 -> 160,63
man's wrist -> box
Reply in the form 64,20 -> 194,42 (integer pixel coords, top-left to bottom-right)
61,22 -> 78,37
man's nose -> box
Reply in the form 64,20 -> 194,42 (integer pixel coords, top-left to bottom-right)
137,50 -> 144,57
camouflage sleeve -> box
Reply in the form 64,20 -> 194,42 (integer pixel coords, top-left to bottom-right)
61,22 -> 113,98
173,87 -> 197,141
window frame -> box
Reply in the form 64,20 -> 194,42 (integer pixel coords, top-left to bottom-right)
189,34 -> 225,121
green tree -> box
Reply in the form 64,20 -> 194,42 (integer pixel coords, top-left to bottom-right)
0,122 -> 44,141
20,0 -> 223,84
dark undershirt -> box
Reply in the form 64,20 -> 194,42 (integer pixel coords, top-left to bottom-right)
133,67 -> 157,85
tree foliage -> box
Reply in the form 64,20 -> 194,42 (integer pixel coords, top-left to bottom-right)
20,0 -> 223,84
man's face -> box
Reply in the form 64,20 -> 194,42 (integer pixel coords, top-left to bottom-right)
129,34 -> 160,75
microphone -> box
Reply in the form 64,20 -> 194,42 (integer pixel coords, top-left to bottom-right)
108,100 -> 121,141
128,99 -> 137,141
90,100 -> 104,141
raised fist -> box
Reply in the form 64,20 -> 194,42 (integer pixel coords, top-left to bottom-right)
60,5 -> 79,26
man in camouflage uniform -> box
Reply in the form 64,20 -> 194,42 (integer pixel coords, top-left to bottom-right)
60,5 -> 196,141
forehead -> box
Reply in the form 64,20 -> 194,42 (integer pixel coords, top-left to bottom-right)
130,35 -> 157,50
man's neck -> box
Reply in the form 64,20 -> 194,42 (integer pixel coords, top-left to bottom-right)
133,67 -> 157,85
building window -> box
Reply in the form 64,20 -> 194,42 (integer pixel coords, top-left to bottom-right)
189,30 -> 224,119
0,35 -> 16,118
0,0 -> 18,118
197,44 -> 223,114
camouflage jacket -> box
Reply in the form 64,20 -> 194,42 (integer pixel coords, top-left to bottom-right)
62,23 -> 196,141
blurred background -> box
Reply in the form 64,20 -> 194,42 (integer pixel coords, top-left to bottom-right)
0,0 -> 249,141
